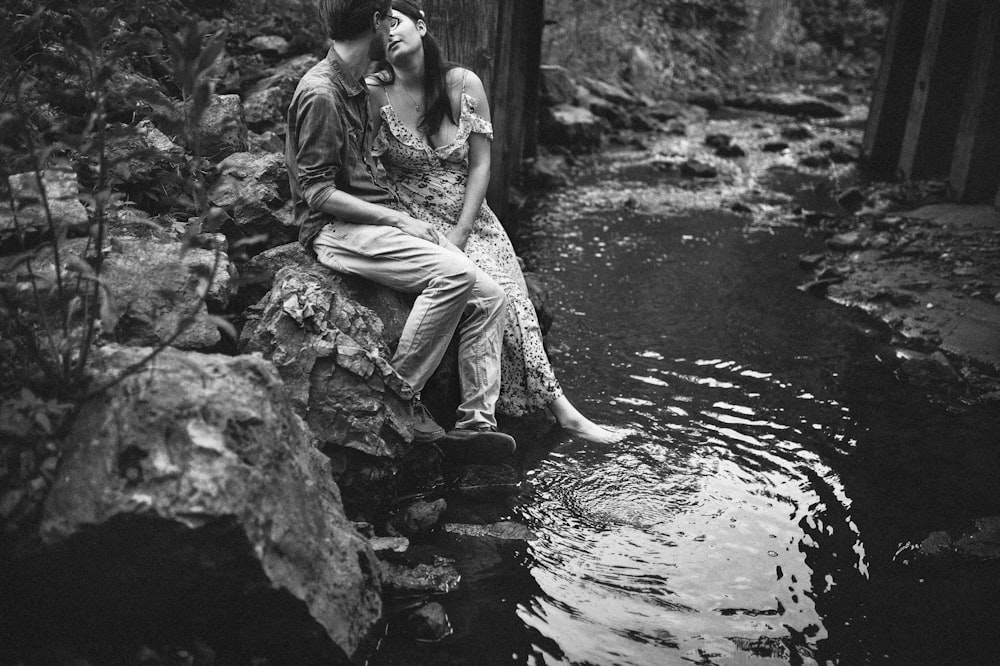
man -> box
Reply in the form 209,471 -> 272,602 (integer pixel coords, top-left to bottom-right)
286,0 -> 515,462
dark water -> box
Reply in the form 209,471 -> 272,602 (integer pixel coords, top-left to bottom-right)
367,170 -> 1000,665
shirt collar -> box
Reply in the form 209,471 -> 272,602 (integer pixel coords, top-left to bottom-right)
325,45 -> 366,97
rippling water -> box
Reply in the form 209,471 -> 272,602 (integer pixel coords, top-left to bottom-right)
368,170 -> 1000,665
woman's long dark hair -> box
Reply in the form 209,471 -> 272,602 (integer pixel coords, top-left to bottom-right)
384,0 -> 457,136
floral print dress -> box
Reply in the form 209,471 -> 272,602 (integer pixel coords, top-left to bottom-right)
373,90 -> 563,416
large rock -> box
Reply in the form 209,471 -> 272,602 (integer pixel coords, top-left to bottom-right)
242,55 -> 320,133
723,92 -> 845,118
2,346 -> 381,662
104,120 -> 186,195
539,65 -> 578,107
208,151 -> 296,255
238,262 -> 415,459
101,236 -> 235,349
580,76 -> 644,108
539,104 -> 604,153
192,94 -> 250,160
0,166 -> 89,240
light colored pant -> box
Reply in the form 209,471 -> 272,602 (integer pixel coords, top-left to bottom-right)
313,222 -> 505,429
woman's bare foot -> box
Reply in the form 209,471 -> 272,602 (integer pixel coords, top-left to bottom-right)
549,396 -> 628,444
560,416 -> 628,444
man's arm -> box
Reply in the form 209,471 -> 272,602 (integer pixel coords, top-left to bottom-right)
292,87 -> 437,243
313,189 -> 438,243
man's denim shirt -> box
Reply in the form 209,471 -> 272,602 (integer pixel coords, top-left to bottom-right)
286,46 -> 397,251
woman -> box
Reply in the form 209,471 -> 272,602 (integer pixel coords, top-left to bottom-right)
367,0 -> 624,444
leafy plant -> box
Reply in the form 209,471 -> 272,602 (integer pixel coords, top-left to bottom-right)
0,1 -> 231,417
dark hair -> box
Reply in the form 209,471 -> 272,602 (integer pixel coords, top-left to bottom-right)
387,0 -> 457,136
318,0 -> 391,41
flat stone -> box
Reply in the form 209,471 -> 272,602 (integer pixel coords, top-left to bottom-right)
443,521 -> 537,541
680,160 -> 717,179
370,536 -> 409,554
449,464 -> 521,500
380,560 -> 461,595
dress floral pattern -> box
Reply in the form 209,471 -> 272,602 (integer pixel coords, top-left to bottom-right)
374,91 -> 563,416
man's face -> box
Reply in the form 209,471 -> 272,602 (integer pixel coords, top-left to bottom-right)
368,8 -> 391,60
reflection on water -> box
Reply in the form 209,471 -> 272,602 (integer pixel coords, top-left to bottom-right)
518,351 -> 859,665
368,180 -> 1000,665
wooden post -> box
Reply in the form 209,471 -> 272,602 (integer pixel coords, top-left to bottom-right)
487,0 -> 544,229
422,0 -> 544,230
862,0 -> 933,177
948,2 -> 1000,203
424,0 -> 498,90
898,0 -> 984,181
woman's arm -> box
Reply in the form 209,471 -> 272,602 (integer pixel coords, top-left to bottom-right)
447,68 -> 491,250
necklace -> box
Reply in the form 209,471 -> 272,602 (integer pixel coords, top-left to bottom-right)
401,84 -> 423,112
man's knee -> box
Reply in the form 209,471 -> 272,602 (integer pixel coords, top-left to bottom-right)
432,254 -> 478,300
476,272 -> 506,315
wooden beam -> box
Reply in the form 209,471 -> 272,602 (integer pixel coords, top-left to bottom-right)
898,0 -> 984,181
487,0 -> 544,229
862,0 -> 932,177
949,2 -> 1000,203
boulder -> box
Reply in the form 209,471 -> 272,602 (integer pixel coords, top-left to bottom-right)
208,151 -> 296,255
248,35 -> 291,58
0,166 -> 89,239
2,346 -> 381,663
242,55 -> 320,132
621,45 -> 658,91
100,236 -> 235,349
521,156 -> 571,191
539,65 -> 578,107
104,68 -> 179,126
580,77 -> 643,108
104,120 -> 185,194
192,94 -> 250,160
539,104 -> 604,153
238,262 -> 414,459
724,92 -> 845,119
583,93 -> 630,129
243,85 -> 288,132
238,241 -> 315,309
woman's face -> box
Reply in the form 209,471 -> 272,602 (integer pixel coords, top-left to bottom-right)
386,10 -> 425,63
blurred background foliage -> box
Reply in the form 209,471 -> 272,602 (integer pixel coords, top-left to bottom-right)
543,0 -> 891,93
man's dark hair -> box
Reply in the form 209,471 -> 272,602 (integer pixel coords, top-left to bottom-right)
317,0 -> 391,40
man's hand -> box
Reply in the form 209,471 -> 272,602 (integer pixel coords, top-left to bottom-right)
383,213 -> 438,243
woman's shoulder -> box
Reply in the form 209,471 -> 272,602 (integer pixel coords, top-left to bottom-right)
365,71 -> 392,107
446,67 -> 487,104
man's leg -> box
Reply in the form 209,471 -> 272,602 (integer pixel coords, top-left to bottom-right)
313,222 -> 476,395
453,269 -> 505,430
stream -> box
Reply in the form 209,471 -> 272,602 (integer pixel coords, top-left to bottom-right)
366,139 -> 1000,665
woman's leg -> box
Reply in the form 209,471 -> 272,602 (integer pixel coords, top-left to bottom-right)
548,395 -> 626,444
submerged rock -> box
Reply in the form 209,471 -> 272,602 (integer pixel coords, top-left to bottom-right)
918,517 -> 1000,560
404,602 -> 454,642
389,498 -> 447,538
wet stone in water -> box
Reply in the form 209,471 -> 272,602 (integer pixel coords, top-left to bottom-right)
389,498 -> 447,538
449,464 -> 521,500
380,559 -> 461,595
404,602 -> 454,642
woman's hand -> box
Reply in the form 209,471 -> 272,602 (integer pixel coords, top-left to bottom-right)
445,225 -> 470,250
